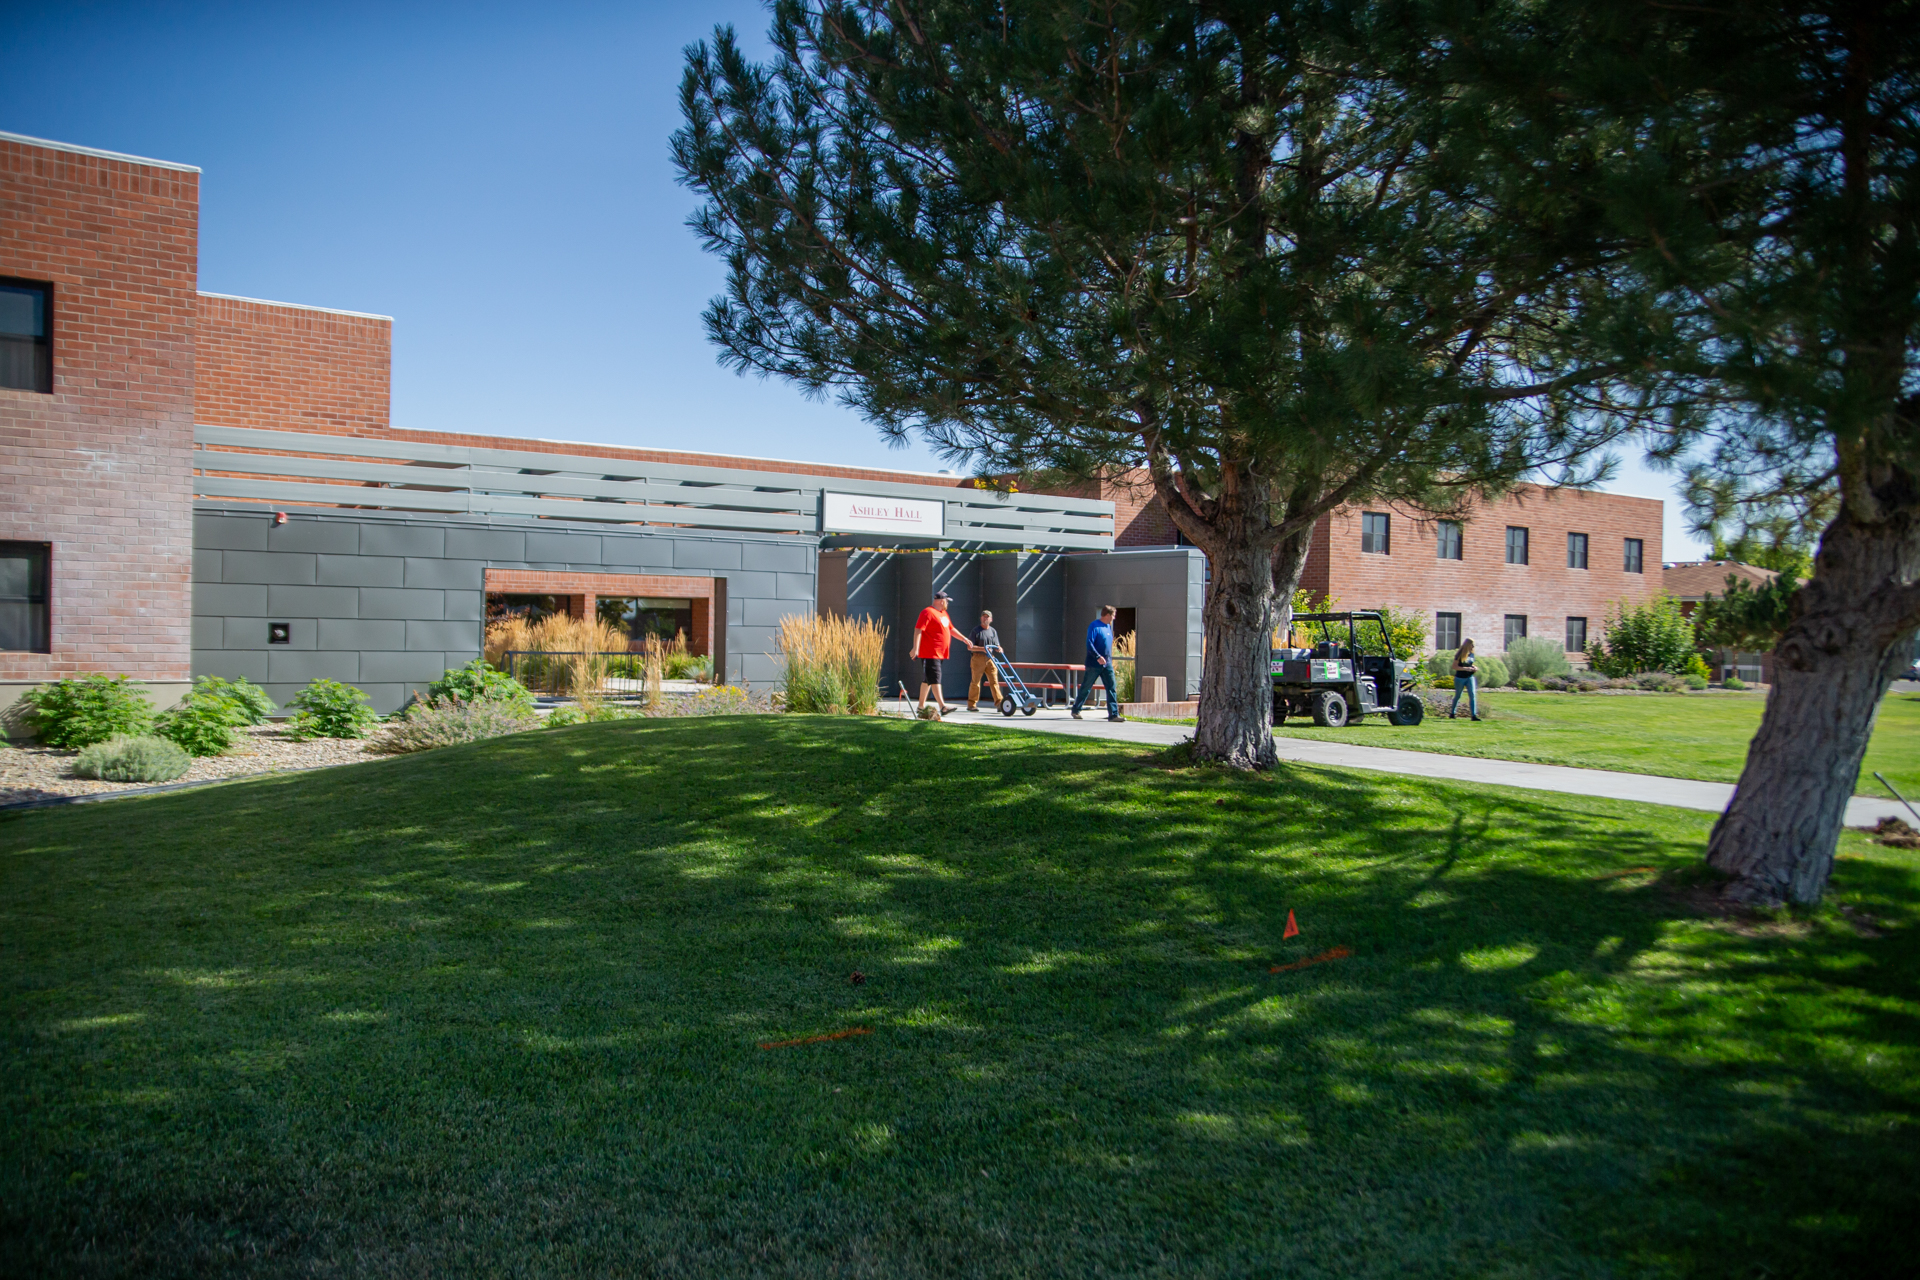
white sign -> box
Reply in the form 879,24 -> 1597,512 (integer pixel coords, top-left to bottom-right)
822,491 -> 945,538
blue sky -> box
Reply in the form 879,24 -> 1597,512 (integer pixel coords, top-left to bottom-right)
1,0 -> 1707,555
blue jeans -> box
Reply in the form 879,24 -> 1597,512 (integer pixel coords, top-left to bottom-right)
1450,676 -> 1478,717
1072,660 -> 1119,717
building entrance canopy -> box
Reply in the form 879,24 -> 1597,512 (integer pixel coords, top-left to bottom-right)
193,425 -> 1113,552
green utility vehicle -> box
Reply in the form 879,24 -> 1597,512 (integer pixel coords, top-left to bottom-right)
1271,611 -> 1425,728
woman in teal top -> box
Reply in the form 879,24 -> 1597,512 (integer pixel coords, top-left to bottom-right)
1449,638 -> 1482,720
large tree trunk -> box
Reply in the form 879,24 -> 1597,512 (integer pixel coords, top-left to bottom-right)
1707,501 -> 1920,906
1193,531 -> 1282,768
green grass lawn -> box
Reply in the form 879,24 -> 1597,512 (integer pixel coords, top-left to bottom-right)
3,717 -> 1916,1277
1263,689 -> 1920,796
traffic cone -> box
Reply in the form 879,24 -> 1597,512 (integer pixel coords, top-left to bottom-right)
1283,910 -> 1299,939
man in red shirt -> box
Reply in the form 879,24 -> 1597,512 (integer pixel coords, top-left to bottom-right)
912,589 -> 975,718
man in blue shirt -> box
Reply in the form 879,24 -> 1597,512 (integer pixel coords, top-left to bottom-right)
1070,604 -> 1126,722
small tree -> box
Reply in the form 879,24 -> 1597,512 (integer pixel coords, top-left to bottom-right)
1590,597 -> 1697,678
1694,571 -> 1801,657
675,0 -> 1648,768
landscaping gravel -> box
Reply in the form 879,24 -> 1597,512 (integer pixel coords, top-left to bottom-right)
0,725 -> 382,806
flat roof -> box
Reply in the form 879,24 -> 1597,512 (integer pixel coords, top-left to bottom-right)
0,129 -> 201,174
198,290 -> 393,322
398,425 -> 965,480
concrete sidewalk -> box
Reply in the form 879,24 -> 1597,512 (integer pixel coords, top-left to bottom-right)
937,704 -> 1914,829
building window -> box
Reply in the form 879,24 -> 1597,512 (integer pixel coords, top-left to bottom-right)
1436,520 -> 1463,560
598,596 -> 695,647
1624,537 -> 1644,573
0,279 -> 53,393
1506,526 -> 1529,565
1567,532 -> 1588,569
1504,614 -> 1528,649
1361,511 -> 1390,555
1435,611 -> 1461,652
1565,616 -> 1588,652
0,542 -> 50,652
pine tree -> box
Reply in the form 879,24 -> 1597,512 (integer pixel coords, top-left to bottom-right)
673,0 -> 1651,766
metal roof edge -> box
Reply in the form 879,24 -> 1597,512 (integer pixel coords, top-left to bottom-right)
197,291 -> 393,321
0,130 -> 201,173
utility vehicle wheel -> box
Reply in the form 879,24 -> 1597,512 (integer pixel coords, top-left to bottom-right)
1271,694 -> 1288,727
1310,690 -> 1349,728
1021,703 -> 1039,716
999,697 -> 1017,716
1386,692 -> 1425,726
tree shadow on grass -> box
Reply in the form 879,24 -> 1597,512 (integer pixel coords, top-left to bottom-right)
1,716 -> 1916,1277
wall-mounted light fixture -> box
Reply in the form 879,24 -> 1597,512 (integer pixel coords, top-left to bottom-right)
272,512 -> 288,526
268,622 -> 291,644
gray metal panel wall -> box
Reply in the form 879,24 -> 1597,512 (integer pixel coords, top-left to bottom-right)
1063,548 -> 1206,699
191,503 -> 816,713
843,551 -> 900,694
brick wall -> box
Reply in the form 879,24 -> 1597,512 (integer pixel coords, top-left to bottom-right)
1313,487 -> 1666,656
0,133 -> 200,697
194,293 -> 391,433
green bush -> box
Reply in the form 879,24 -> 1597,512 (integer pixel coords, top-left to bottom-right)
1424,649 -> 1507,690
286,679 -> 380,740
1635,671 -> 1688,693
663,651 -> 714,681
544,703 -> 643,728
1590,596 -> 1697,677
22,674 -> 155,748
1357,607 -> 1429,662
1683,674 -> 1710,690
373,695 -> 537,753
1684,651 -> 1712,681
154,692 -> 247,757
1505,636 -> 1572,681
1516,676 -> 1544,691
1724,675 -> 1749,691
189,675 -> 276,725
72,735 -> 190,783
427,660 -> 536,713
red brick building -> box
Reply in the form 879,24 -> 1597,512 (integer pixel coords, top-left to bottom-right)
1,132 -> 201,720
1088,472 -> 1666,659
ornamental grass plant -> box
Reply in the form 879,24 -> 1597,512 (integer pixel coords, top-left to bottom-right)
778,614 -> 886,715
1113,631 -> 1138,703
370,695 -> 539,754
484,614 -> 628,707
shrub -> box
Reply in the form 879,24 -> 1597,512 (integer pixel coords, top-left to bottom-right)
1683,651 -> 1713,681
1683,674 -> 1710,690
779,614 -> 887,715
673,685 -> 755,716
372,695 -> 537,753
427,659 -> 536,714
545,703 -> 644,728
1114,631 -> 1138,703
22,674 -> 155,748
286,679 -> 380,740
72,735 -> 190,783
1724,676 -> 1749,691
1356,606 -> 1429,662
1516,676 -> 1544,691
154,691 -> 247,757
189,675 -> 276,725
1590,596 -> 1697,677
1505,636 -> 1572,681
1635,672 -> 1687,693
663,651 -> 713,681
1424,649 -> 1507,690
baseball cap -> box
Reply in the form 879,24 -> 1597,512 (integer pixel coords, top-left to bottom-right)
934,590 -> 953,600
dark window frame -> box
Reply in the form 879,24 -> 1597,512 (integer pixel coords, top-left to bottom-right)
1567,531 -> 1589,570
1435,611 -> 1461,652
1360,511 -> 1390,555
1624,538 -> 1644,573
0,277 -> 53,394
1436,519 -> 1463,560
0,540 -> 52,653
1565,616 -> 1588,653
1506,526 -> 1530,565
1504,614 -> 1529,649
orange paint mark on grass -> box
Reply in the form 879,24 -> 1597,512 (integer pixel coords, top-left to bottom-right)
758,1027 -> 872,1050
1269,946 -> 1352,974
